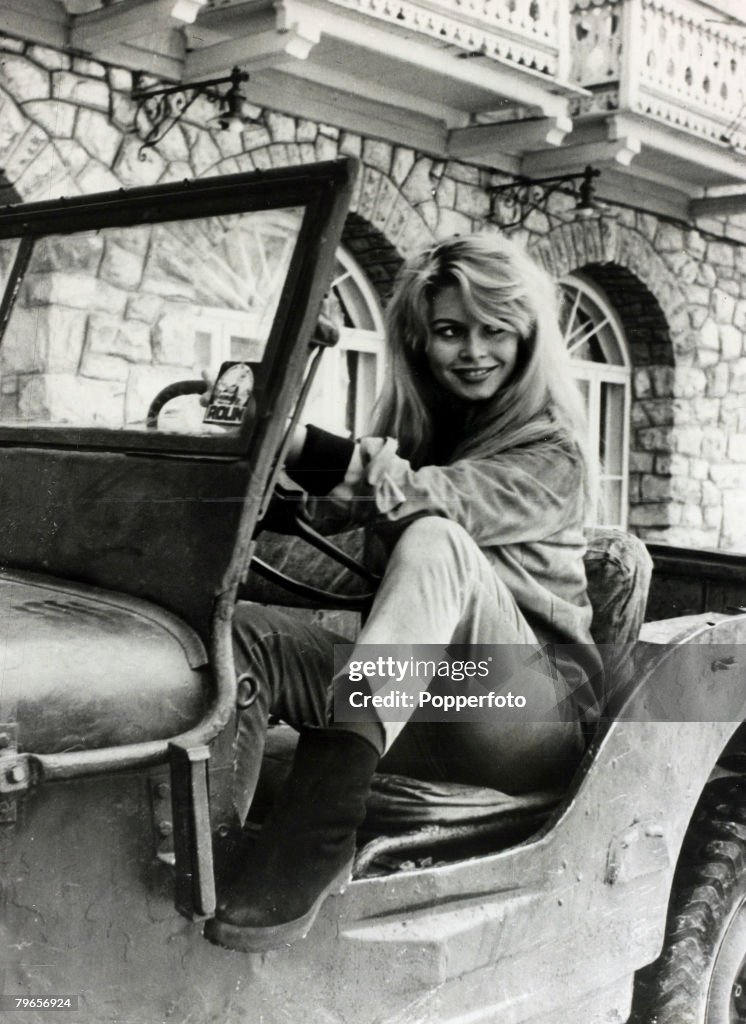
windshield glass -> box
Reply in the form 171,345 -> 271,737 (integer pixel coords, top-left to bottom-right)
0,207 -> 303,433
0,238 -> 21,297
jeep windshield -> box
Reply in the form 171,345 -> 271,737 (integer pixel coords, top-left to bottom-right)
0,164 -> 353,456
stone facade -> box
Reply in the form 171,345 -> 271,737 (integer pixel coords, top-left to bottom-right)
0,209 -> 299,426
0,36 -> 745,550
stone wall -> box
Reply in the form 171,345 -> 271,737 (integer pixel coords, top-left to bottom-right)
0,210 -> 296,427
0,35 -> 745,550
520,215 -> 746,550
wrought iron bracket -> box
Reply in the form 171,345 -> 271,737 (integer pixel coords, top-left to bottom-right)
488,165 -> 601,229
132,66 -> 250,160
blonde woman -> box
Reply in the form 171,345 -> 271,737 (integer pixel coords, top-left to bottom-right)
205,233 -> 603,953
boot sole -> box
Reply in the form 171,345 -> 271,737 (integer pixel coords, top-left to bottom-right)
203,858 -> 353,954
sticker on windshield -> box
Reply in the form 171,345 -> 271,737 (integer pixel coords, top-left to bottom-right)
203,361 -> 255,426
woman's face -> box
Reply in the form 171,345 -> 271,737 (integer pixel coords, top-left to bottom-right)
425,284 -> 520,402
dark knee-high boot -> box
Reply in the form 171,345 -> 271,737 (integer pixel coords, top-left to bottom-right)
204,727 -> 379,953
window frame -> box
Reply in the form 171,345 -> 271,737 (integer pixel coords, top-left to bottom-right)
303,246 -> 387,438
562,272 -> 632,530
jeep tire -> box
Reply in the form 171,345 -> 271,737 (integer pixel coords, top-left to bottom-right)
630,776 -> 746,1024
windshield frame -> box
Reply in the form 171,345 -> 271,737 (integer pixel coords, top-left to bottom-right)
0,159 -> 356,456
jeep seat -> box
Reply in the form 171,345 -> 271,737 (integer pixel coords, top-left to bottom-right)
1,569 -> 210,754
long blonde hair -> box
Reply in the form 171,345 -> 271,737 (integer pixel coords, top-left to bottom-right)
371,233 -> 593,496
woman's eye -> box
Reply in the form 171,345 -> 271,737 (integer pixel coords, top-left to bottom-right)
483,325 -> 506,337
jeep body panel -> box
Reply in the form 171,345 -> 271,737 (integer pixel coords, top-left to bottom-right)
3,613 -> 746,1023
1,569 -> 208,754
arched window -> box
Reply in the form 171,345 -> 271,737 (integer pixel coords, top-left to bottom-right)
561,273 -> 631,528
303,247 -> 386,436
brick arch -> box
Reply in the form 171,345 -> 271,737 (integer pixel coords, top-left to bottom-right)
0,85 -> 46,199
563,262 -> 677,537
347,163 -> 434,263
210,146 -> 433,301
0,81 -> 134,201
529,217 -> 686,362
577,262 -> 674,367
340,213 -> 405,303
530,219 -> 693,541
0,85 -> 78,202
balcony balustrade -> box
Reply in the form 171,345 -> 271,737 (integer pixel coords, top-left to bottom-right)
571,0 -> 746,153
324,0 -> 570,80
14,0 -> 746,201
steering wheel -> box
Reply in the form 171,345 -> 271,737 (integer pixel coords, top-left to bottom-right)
246,482 -> 380,611
146,380 -> 378,608
146,382 -> 378,606
146,379 -> 207,430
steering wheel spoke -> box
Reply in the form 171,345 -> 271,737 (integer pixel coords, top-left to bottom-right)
248,483 -> 379,609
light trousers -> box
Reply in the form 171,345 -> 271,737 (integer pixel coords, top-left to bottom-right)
232,516 -> 584,821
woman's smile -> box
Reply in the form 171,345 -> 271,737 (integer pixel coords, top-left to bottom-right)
425,285 -> 519,401
452,365 -> 500,381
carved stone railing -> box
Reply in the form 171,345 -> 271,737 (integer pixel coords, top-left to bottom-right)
324,0 -> 569,79
571,0 -> 746,152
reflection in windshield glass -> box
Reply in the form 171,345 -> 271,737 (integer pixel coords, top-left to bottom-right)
0,208 -> 303,432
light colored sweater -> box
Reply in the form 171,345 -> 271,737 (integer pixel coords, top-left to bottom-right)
306,432 -> 604,720
327,434 -> 591,628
